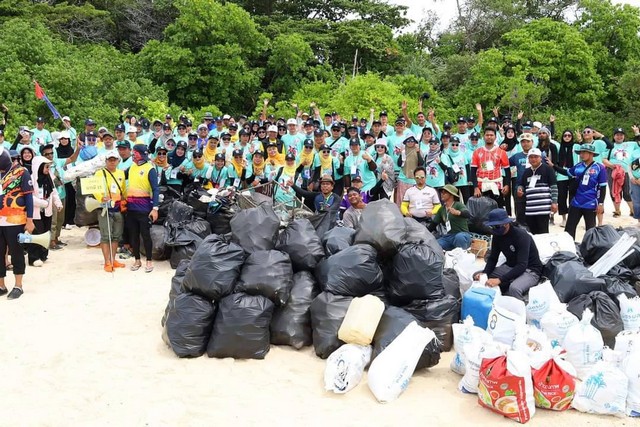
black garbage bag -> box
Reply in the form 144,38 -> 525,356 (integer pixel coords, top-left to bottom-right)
403,217 -> 432,243
567,291 -> 623,347
206,293 -> 274,359
443,268 -> 461,300
162,259 -> 189,326
542,251 -> 580,277
387,242 -> 445,304
603,275 -> 638,301
183,218 -> 211,240
140,224 -> 171,261
163,293 -> 216,358
321,227 -> 355,256
207,203 -> 234,236
547,259 -> 605,303
165,227 -> 202,247
185,185 -> 210,217
607,264 -> 634,282
404,295 -> 460,352
276,219 -> 325,271
372,306 -> 441,370
309,292 -> 353,359
74,190 -> 99,226
354,199 -> 406,256
230,204 -> 280,252
183,234 -> 246,300
235,250 -> 293,305
617,227 -> 640,268
270,271 -> 319,349
315,244 -> 383,297
467,196 -> 498,235
169,239 -> 201,269
580,225 -> 621,265
308,211 -> 336,239
167,200 -> 194,224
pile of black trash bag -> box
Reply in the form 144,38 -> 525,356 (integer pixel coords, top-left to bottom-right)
162,201 -> 454,368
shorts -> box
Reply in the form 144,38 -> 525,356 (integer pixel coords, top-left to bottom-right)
98,211 -> 124,243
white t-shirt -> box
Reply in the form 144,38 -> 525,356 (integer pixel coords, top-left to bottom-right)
403,185 -> 439,218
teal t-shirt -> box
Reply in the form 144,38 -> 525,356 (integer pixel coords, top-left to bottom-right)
344,152 -> 377,191
442,150 -> 469,187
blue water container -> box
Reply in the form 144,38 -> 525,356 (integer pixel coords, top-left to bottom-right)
461,287 -> 497,330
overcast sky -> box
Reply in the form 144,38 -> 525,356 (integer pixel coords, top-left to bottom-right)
392,0 -> 640,30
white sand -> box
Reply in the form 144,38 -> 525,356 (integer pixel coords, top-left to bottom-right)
0,208 -> 636,426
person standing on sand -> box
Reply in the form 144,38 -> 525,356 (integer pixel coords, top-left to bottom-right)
0,148 -> 35,299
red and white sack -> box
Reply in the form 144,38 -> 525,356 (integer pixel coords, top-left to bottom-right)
530,352 -> 576,411
477,349 -> 536,423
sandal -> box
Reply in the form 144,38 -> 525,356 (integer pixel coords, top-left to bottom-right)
145,265 -> 154,273
6,264 -> 12,271
130,263 -> 142,271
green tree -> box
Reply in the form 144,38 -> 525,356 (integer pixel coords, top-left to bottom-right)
138,0 -> 267,113
265,34 -> 316,98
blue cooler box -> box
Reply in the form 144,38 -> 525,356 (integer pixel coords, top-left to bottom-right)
461,287 -> 497,330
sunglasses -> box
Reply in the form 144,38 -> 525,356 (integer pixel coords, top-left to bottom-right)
322,150 -> 331,154
429,142 -> 439,145
451,143 -> 460,147
583,130 -> 592,134
193,154 -> 203,158
157,153 -> 167,156
188,136 -> 197,139
563,134 -> 572,138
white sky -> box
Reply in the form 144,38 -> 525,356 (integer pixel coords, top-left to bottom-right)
392,0 -> 640,30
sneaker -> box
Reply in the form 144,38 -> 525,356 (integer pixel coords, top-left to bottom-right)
118,249 -> 133,260
112,260 -> 126,269
32,260 -> 44,267
613,211 -> 621,218
57,240 -> 68,246
104,263 -> 114,272
7,287 -> 23,299
64,224 -> 73,230
0,287 -> 7,297
49,243 -> 63,251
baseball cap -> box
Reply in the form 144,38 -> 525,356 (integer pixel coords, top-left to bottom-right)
285,153 -> 296,161
105,150 -> 120,159
214,153 -> 225,161
527,148 -> 542,157
85,118 -> 96,126
520,133 -> 534,141
114,124 -> 125,132
62,116 -> 71,122
303,139 -> 313,148
614,127 -> 625,135
222,114 -> 231,120
232,149 -> 243,157
532,121 -> 543,129
457,116 -> 467,123
36,116 -> 45,123
287,118 -> 297,126
313,129 -> 325,137
116,140 -> 131,149
349,138 -> 360,146
267,125 -> 278,133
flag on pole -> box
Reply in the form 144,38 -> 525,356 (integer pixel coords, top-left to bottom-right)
33,80 -> 61,120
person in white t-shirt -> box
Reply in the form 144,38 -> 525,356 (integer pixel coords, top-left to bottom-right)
401,166 -> 441,224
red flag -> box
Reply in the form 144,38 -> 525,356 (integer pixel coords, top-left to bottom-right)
34,80 -> 45,100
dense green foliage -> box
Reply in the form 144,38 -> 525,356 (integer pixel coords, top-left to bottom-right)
0,0 -> 638,135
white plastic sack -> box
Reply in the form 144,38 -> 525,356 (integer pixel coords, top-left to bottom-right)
450,316 -> 492,375
445,248 -> 477,294
324,344 -> 372,394
487,295 -> 526,346
367,322 -> 435,403
526,280 -> 560,329
513,325 -> 552,361
622,352 -> 640,417
63,154 -> 106,180
532,232 -> 576,264
562,308 -> 604,380
540,304 -> 579,349
459,340 -> 505,394
572,359 -> 628,417
619,294 -> 640,331
615,330 -> 640,358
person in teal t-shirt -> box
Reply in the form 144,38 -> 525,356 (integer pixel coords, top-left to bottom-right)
343,138 -> 377,191
628,137 -> 640,225
603,127 -> 636,217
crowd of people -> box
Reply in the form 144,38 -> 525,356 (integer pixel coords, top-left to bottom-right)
0,100 -> 637,300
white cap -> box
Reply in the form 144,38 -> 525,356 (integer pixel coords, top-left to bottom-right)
62,116 -> 71,122
222,114 -> 231,120
267,125 -> 278,132
197,123 -> 208,130
98,126 -> 108,133
532,121 -> 543,129
59,130 -> 70,140
286,118 -> 297,126
527,148 -> 542,157
105,150 -> 120,159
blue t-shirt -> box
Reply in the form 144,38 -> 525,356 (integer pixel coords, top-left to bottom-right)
567,161 -> 607,210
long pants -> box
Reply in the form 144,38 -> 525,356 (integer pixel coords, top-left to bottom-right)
631,181 -> 640,220
607,169 -> 631,202
480,190 -> 506,210
525,215 -> 549,235
64,182 -> 76,226
127,211 -> 152,261
565,206 -> 597,240
557,179 -> 577,216
0,225 -> 25,277
457,185 -> 471,203
490,264 -> 539,301
437,232 -> 472,250
50,198 -> 65,242
28,216 -> 52,264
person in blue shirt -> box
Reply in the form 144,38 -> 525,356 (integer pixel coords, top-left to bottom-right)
553,144 -> 607,239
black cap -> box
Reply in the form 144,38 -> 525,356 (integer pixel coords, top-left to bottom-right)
36,116 -> 45,123
403,135 -> 418,144
324,113 -> 332,117
185,119 -> 192,127
214,153 -> 225,161
232,149 -> 243,157
319,144 -> 330,151
314,129 -> 325,136
239,129 -> 249,136
330,122 -> 341,130
429,136 -> 439,144
523,120 -> 533,128
394,117 -> 405,125
192,149 -> 204,157
379,110 -> 388,117
487,116 -> 499,124
303,139 -> 313,148
457,116 -> 467,123
363,131 -> 374,139
155,146 -> 168,153
347,124 -> 358,131
351,116 -> 358,122
265,141 -> 277,148
176,140 -> 188,150
441,131 -> 451,138
253,150 -> 264,157
229,123 -> 238,129
352,175 -> 362,181
349,138 -> 360,146
614,127 -> 625,135
208,135 -> 219,141
177,123 -> 186,129
450,136 -> 460,144
162,123 -> 171,130
39,143 -> 54,154
85,118 -> 96,126
470,131 -> 480,140
468,115 -> 476,122
86,131 -> 98,138
304,119 -> 314,127
220,132 -> 231,140
331,111 -> 338,116
165,114 -> 172,119
443,121 -> 452,129
114,124 -> 125,132
422,126 -> 433,134
372,120 -> 382,126
285,153 -> 296,161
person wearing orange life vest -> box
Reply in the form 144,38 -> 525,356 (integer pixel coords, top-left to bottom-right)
126,144 -> 160,273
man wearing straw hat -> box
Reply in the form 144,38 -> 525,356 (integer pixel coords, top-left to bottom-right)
552,143 -> 607,240
428,184 -> 472,250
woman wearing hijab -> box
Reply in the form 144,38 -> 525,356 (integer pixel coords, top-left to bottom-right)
227,149 -> 248,189
28,156 -> 62,266
373,139 -> 395,200
203,136 -> 218,164
0,148 -> 35,299
152,146 -> 170,187
394,135 -> 424,207
499,124 -> 520,156
423,136 -> 448,193
551,130 -> 579,227
56,131 -> 82,232
19,146 -> 35,174
311,144 -> 342,192
272,153 -> 299,208
126,144 -> 159,273
165,140 -> 188,192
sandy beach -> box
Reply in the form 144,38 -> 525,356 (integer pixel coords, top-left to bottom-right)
0,209 -> 636,427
